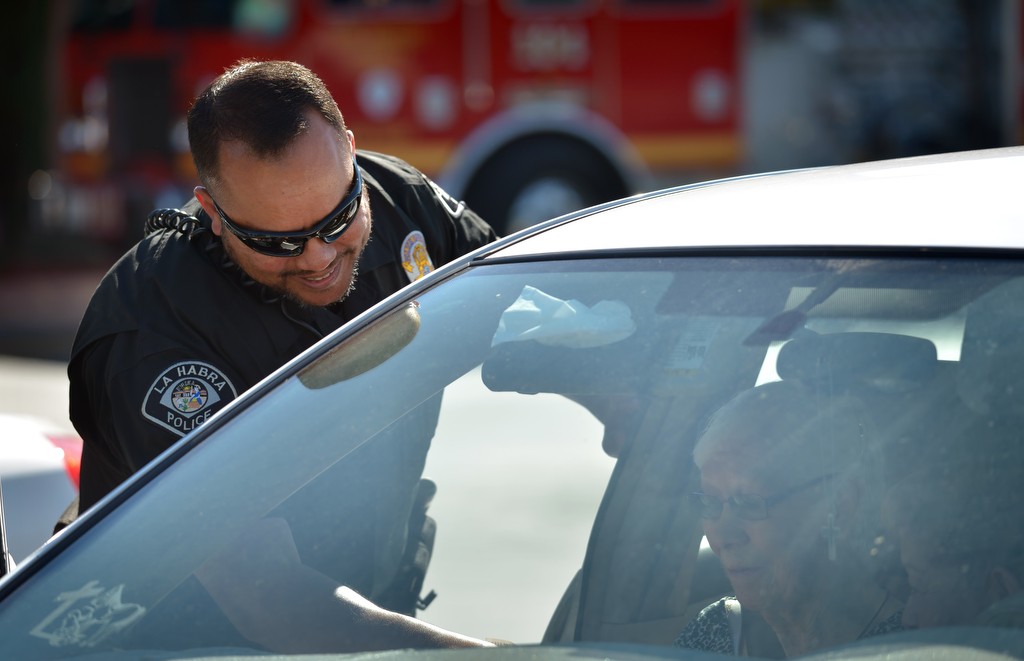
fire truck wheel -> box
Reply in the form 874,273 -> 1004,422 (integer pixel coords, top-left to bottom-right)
464,137 -> 629,236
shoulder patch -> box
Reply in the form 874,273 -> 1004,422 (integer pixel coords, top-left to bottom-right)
142,360 -> 238,437
401,230 -> 434,283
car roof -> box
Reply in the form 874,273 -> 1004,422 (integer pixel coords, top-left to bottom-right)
487,146 -> 1024,259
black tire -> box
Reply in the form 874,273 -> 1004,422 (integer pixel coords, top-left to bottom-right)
464,135 -> 630,236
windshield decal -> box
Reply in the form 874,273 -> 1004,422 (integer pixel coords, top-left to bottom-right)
30,580 -> 145,648
666,318 -> 719,371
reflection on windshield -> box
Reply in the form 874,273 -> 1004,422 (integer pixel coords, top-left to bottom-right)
2,257 -> 1023,659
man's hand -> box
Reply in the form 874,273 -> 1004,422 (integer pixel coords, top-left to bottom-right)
194,517 -> 493,653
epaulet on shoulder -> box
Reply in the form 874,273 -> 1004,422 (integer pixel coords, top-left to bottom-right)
145,208 -> 203,237
357,150 -> 422,183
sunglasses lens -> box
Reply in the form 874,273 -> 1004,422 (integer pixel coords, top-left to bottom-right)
319,198 -> 360,244
242,236 -> 305,257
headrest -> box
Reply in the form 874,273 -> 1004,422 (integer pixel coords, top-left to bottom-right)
776,332 -> 938,394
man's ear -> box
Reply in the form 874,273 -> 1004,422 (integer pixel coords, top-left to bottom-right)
194,186 -> 223,236
347,129 -> 356,153
988,565 -> 1023,602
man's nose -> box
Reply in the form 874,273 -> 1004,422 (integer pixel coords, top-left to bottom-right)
297,237 -> 336,270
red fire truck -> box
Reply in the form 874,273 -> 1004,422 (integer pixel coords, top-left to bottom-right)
57,0 -> 743,240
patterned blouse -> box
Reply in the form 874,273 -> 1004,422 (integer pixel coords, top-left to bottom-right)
674,596 -> 903,655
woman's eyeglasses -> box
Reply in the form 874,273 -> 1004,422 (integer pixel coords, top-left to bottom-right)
690,473 -> 835,521
210,160 -> 363,258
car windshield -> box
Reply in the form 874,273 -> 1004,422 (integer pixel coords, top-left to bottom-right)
2,254 -> 1023,659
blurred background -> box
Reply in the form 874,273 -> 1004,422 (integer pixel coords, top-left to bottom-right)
0,0 -> 1019,363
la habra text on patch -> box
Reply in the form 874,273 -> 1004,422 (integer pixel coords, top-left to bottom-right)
143,361 -> 239,437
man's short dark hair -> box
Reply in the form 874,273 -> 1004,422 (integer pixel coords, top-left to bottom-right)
188,59 -> 347,188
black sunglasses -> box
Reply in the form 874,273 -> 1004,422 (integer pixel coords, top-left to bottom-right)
690,473 -> 835,521
210,161 -> 363,257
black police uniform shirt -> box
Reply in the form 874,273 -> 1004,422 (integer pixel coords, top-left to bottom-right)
69,151 -> 498,511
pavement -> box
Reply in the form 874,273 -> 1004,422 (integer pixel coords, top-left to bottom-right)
0,267 -> 108,362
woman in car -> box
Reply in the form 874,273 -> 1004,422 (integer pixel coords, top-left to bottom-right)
675,380 -> 903,657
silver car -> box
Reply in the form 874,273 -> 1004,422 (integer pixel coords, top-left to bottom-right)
1,147 -> 1023,659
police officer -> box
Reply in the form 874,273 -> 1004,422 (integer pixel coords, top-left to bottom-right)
64,60 -> 497,521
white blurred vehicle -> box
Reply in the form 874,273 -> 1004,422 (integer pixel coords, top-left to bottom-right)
0,414 -> 80,565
